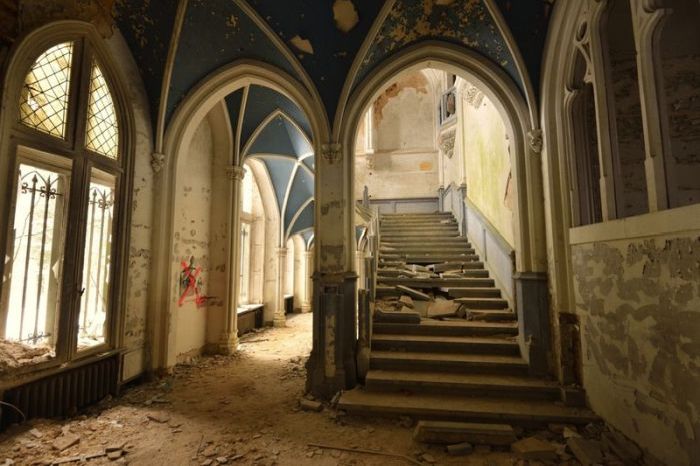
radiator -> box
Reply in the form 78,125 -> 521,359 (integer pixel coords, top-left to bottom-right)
1,354 -> 119,429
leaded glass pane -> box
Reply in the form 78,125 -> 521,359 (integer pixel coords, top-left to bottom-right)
85,61 -> 119,159
19,42 -> 74,138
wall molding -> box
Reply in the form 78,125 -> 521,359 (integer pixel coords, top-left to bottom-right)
569,202 -> 700,245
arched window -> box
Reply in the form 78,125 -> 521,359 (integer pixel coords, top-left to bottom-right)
568,51 -> 602,226
602,0 -> 648,217
657,0 -> 700,208
1,34 -> 128,367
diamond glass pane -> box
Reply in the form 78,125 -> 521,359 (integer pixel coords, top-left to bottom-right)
19,42 -> 74,138
85,61 -> 119,159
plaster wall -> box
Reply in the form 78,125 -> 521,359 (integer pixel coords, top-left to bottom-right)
354,71 -> 439,201
204,111 -> 231,347
441,122 -> 461,188
109,30 -> 154,382
462,93 -> 514,247
572,224 -> 700,466
172,118 -> 213,360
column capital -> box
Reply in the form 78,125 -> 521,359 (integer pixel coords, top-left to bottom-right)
527,129 -> 543,155
226,165 -> 246,181
321,142 -> 342,164
151,152 -> 166,173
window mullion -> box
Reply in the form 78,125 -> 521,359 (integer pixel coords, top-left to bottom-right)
72,45 -> 92,153
57,156 -> 90,362
63,39 -> 85,150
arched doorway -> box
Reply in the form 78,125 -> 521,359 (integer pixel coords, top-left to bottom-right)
339,42 -> 548,367
149,62 -> 327,370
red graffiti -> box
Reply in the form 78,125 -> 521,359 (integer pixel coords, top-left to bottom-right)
178,258 -> 207,307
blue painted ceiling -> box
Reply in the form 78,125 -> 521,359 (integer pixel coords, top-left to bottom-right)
227,85 -> 315,241
355,0 -> 522,95
115,1 -> 551,131
248,0 -> 386,122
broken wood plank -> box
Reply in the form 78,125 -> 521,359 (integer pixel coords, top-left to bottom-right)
396,285 -> 433,301
308,443 -> 422,466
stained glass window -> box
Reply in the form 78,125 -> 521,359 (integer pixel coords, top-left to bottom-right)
85,61 -> 119,159
19,42 -> 74,138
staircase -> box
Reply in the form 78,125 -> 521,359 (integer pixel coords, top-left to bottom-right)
339,212 -> 597,426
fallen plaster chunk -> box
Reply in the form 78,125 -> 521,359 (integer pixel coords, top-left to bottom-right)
567,437 -> 605,466
52,433 -> 80,452
511,437 -> 558,461
446,442 -> 473,456
333,0 -> 359,33
290,35 -> 314,54
399,295 -> 414,309
299,398 -> 323,412
602,430 -> 642,463
413,421 -> 517,445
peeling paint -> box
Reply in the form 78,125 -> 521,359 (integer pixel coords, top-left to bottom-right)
573,235 -> 700,466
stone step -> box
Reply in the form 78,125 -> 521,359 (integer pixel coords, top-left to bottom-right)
381,240 -> 471,248
370,351 -> 530,375
441,287 -> 502,298
381,218 -> 457,224
371,334 -> 519,355
455,297 -> 510,310
337,390 -> 599,426
378,270 -> 488,280
373,320 -> 518,338
381,255 -> 482,265
381,225 -> 459,231
380,246 -> 475,254
378,277 -> 495,288
381,213 -> 453,218
380,232 -> 462,239
381,235 -> 468,242
462,310 -> 517,322
376,286 -> 398,298
381,224 -> 458,230
365,370 -> 561,400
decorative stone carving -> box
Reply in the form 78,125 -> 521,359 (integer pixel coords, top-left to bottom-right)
439,129 -> 456,159
225,165 -> 245,181
464,85 -> 485,108
151,152 -> 165,173
321,143 -> 342,164
528,129 -> 543,154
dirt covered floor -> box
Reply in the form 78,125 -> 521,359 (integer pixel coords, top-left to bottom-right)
0,314 -> 625,466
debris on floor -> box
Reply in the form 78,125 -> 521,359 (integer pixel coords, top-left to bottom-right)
0,313 -> 647,466
0,339 -> 53,375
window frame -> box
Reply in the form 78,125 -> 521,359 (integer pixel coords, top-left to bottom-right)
0,27 -> 134,376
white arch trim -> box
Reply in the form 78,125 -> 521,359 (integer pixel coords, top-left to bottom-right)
241,107 -> 313,159
340,41 -> 546,273
151,60 -> 327,369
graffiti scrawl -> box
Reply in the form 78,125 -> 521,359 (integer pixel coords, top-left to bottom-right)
178,256 -> 207,307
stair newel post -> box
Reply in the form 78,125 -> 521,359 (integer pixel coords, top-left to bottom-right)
356,288 -> 371,379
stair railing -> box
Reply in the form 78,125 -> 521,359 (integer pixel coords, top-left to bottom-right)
355,194 -> 380,380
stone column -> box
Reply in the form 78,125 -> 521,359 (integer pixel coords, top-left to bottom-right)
219,165 -> 245,354
301,251 -> 313,313
273,247 -> 287,327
